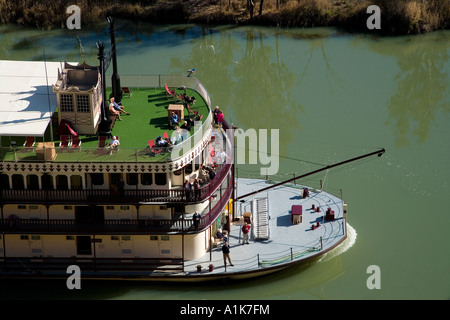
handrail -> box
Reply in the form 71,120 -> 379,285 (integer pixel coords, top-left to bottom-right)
0,183 -> 233,235
0,163 -> 232,205
0,256 -> 184,273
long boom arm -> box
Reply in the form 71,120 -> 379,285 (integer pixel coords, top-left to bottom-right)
235,148 -> 386,201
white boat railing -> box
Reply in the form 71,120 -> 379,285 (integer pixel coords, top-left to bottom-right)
106,74 -> 211,108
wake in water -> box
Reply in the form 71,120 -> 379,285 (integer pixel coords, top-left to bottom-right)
317,223 -> 357,263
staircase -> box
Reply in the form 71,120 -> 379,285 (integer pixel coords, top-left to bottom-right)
252,197 -> 270,240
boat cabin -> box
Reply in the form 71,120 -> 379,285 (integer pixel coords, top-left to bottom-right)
52,62 -> 102,135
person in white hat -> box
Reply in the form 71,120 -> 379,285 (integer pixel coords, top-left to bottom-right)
109,136 -> 120,154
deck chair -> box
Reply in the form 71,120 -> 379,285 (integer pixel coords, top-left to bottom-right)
23,136 -> 35,148
165,83 -> 176,97
59,135 -> 71,148
122,87 -> 132,98
164,83 -> 184,102
71,135 -> 81,149
185,103 -> 198,116
148,139 -> 162,155
163,132 -> 170,140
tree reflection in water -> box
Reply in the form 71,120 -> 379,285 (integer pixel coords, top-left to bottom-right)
369,34 -> 449,148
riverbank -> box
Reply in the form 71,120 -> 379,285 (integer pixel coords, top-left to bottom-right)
0,0 -> 449,34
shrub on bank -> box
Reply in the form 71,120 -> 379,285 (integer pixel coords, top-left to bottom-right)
0,0 -> 448,34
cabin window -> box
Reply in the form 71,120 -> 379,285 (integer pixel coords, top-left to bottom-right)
0,174 -> 9,190
31,235 -> 41,241
160,235 -> 170,241
122,236 -> 131,241
184,162 -> 193,175
76,94 -> 90,113
56,175 -> 68,190
126,173 -> 138,186
150,236 -> 158,241
91,173 -> 104,185
20,235 -> 29,240
194,155 -> 201,171
66,236 -> 75,240
12,174 -> 25,190
26,174 -> 39,190
41,174 -> 53,190
110,173 -> 121,187
155,173 -> 166,186
141,173 -> 152,185
60,94 -> 74,112
76,236 -> 92,255
111,236 -> 120,241
70,175 -> 82,190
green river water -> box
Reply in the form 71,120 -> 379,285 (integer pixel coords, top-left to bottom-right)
0,21 -> 449,300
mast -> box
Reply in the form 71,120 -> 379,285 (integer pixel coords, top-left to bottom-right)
235,148 -> 386,201
97,41 -> 111,136
107,16 -> 122,103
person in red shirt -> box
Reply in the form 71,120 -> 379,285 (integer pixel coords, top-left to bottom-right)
216,111 -> 224,126
242,222 -> 251,244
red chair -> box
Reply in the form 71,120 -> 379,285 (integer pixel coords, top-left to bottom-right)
23,136 -> 35,148
71,135 -> 81,149
122,87 -> 132,98
165,83 -> 176,97
148,140 -> 162,155
163,132 -> 170,140
59,135 -> 70,148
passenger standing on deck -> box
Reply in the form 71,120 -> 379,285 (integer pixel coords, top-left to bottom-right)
213,106 -> 221,125
242,222 -> 251,245
222,241 -> 233,267
216,111 -> 224,126
194,178 -> 201,200
193,211 -> 201,230
184,177 -> 192,201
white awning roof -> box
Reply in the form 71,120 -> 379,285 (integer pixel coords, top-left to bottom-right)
0,60 -> 64,137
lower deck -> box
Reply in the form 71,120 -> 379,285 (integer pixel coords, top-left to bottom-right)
0,178 -> 348,281
182,178 -> 347,279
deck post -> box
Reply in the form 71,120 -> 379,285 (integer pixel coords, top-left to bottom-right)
291,248 -> 293,261
182,212 -> 186,273
2,231 -> 6,272
320,236 -> 323,250
257,254 -> 260,268
209,225 -> 212,261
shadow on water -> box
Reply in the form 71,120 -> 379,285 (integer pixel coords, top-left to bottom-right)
0,254 -> 344,300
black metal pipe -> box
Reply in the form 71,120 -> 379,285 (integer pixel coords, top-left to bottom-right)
235,148 -> 386,201
108,16 -> 122,103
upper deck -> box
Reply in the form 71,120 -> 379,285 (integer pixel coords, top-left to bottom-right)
0,73 -> 212,165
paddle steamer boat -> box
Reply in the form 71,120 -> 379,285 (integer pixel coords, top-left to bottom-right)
0,20 -> 384,281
